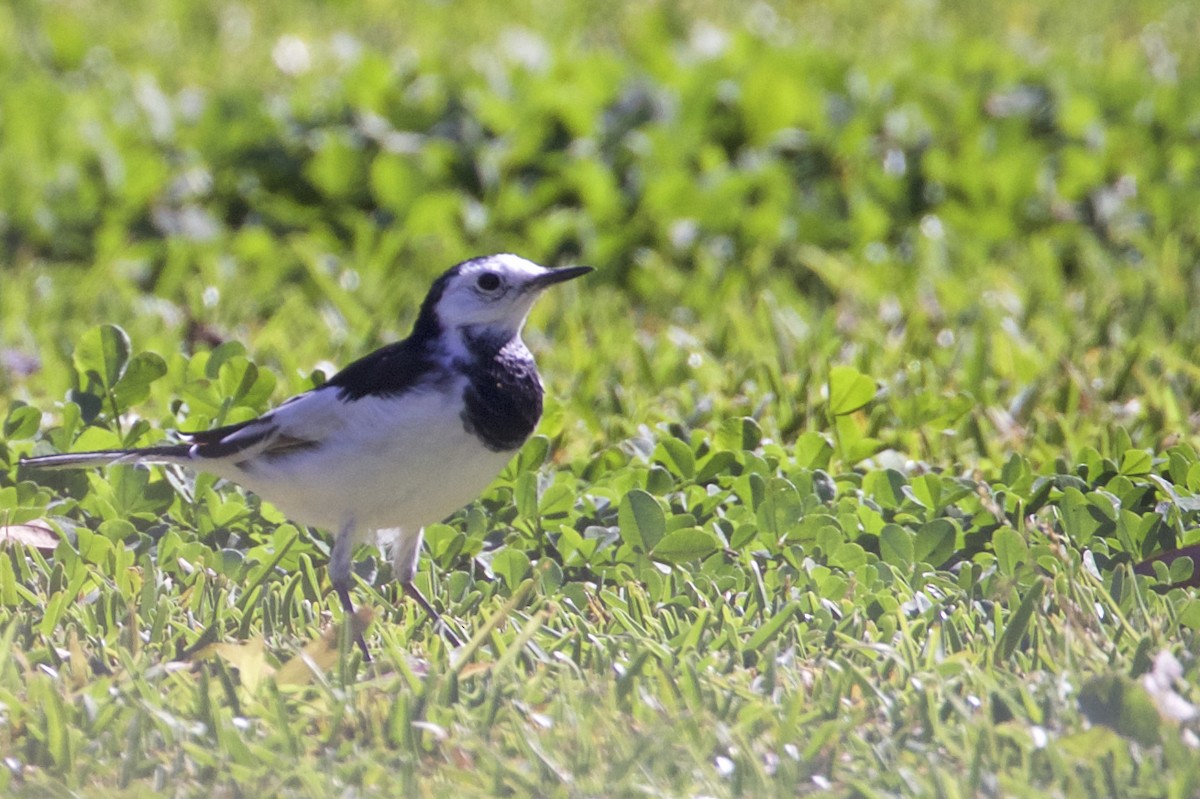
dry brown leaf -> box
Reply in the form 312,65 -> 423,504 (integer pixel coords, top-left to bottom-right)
66,627 -> 90,692
208,638 -> 274,692
276,606 -> 373,686
0,522 -> 59,552
457,661 -> 494,679
1134,544 -> 1200,588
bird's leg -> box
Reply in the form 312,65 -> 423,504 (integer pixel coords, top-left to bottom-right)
330,520 -> 372,661
401,581 -> 463,647
392,526 -> 463,647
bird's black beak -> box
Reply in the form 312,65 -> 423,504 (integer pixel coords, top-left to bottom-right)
529,265 -> 594,290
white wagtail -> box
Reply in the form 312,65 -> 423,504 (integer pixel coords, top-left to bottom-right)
22,253 -> 592,659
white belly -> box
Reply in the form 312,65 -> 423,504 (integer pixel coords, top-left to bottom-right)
221,386 -> 518,534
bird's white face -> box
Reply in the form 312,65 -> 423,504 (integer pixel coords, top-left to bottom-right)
432,254 -> 589,340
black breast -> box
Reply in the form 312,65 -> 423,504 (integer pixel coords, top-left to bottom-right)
459,338 -> 543,452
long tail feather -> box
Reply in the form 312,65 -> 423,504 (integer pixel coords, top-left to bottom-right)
20,445 -> 192,470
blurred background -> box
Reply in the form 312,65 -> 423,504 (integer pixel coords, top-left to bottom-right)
2,0 -> 1199,466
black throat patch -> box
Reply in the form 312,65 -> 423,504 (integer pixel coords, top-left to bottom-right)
458,333 -> 543,452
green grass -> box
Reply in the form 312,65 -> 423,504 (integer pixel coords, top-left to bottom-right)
4,0 -> 1200,795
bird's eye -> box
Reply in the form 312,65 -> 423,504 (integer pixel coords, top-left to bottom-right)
476,273 -> 502,292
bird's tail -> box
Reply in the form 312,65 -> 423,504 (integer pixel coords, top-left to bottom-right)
20,444 -> 192,471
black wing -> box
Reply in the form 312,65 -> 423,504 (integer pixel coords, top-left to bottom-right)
181,415 -> 279,459
323,338 -> 440,401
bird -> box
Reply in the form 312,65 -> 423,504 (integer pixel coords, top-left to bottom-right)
21,253 -> 592,660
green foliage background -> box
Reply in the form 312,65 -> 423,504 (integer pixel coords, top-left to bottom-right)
3,0 -> 1200,795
